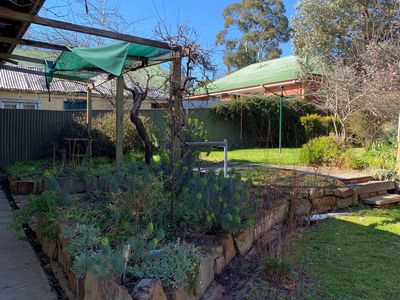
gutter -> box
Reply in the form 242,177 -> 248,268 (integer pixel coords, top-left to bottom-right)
190,79 -> 301,100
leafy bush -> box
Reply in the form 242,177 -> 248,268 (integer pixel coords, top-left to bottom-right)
300,136 -> 343,166
128,241 -> 200,294
59,113 -> 158,157
176,170 -> 253,234
300,113 -> 335,140
213,96 -> 322,147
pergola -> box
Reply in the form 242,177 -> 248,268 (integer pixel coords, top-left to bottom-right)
0,0 -> 183,166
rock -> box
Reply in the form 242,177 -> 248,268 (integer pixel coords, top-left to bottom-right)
296,198 -> 311,216
336,197 -> 353,209
85,176 -> 98,192
132,279 -> 167,300
73,178 -> 86,193
334,187 -> 353,199
196,252 -> 215,298
311,196 -> 336,213
84,271 -> 132,300
57,177 -> 73,193
309,188 -> 324,199
324,188 -> 334,196
233,225 -> 254,255
201,283 -> 225,300
164,285 -> 195,300
221,235 -> 236,265
214,255 -> 225,275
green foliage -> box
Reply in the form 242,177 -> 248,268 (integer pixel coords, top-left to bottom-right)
11,174 -> 65,240
300,114 -> 335,140
176,170 -> 253,234
345,143 -> 397,180
214,96 -> 321,147
60,113 -> 158,157
300,136 -> 343,166
216,0 -> 289,70
128,241 -> 200,294
291,0 -> 399,58
263,256 -> 292,284
6,159 -> 52,180
62,223 -> 124,278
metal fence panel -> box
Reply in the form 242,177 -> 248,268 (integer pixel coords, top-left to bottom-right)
0,108 -> 247,169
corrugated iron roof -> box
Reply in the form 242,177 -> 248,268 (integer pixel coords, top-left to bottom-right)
196,55 -> 321,95
0,65 -> 167,100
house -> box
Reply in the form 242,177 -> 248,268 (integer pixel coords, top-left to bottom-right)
0,48 -> 169,110
190,55 -> 319,101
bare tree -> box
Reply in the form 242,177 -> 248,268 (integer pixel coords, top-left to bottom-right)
303,25 -> 400,143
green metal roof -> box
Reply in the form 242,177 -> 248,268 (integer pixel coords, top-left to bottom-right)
199,55 -> 320,95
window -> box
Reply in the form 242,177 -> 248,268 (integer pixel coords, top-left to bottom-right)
64,99 -> 87,110
0,100 -> 39,110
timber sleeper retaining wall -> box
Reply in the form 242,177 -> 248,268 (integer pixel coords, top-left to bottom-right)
20,184 -> 360,300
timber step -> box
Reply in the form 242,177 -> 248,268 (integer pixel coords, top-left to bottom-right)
347,180 -> 396,200
362,194 -> 400,207
340,176 -> 374,185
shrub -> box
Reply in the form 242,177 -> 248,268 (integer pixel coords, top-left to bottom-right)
128,241 -> 200,294
213,96 -> 322,147
176,170 -> 253,234
59,113 -> 158,157
300,136 -> 343,166
300,113 -> 335,140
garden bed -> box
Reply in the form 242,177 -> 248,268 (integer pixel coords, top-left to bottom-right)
9,162 -> 362,300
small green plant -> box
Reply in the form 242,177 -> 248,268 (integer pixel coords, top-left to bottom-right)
176,170 -> 253,234
263,256 -> 292,285
11,174 -> 65,240
128,241 -> 200,294
300,136 -> 343,166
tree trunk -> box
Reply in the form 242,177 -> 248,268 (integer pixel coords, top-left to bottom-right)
130,111 -> 152,164
128,89 -> 153,164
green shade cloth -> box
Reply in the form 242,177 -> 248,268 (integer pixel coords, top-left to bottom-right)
45,41 -> 171,87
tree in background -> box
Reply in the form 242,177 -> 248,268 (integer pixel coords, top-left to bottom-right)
293,0 -> 400,144
215,0 -> 289,72
291,0 -> 400,59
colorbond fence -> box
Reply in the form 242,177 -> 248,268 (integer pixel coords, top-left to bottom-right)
0,108 -> 248,169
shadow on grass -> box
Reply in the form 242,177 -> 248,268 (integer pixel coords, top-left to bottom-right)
294,208 -> 400,299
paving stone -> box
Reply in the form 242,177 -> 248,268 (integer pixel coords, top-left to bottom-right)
0,188 -> 56,300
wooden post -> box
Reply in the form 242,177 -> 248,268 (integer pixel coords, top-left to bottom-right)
115,76 -> 124,167
168,52 -> 182,222
86,86 -> 92,134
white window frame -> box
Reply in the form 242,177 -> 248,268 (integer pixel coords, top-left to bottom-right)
0,99 -> 40,110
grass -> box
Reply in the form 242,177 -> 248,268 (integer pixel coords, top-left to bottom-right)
200,148 -> 301,165
286,206 -> 400,299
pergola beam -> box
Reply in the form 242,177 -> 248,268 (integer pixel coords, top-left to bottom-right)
0,7 -> 175,51
0,36 -> 68,51
0,52 -> 46,65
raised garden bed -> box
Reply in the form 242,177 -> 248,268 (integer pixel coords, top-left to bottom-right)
10,163 -> 362,300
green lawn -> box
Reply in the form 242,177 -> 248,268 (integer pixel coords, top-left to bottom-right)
200,148 -> 301,165
286,206 -> 400,299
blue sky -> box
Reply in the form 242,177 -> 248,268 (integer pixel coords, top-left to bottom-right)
41,0 -> 298,74
117,0 -> 298,73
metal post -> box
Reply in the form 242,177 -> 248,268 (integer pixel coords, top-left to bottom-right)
86,86 -> 92,135
279,86 -> 284,153
223,139 -> 228,177
397,113 -> 400,176
115,75 -> 124,168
